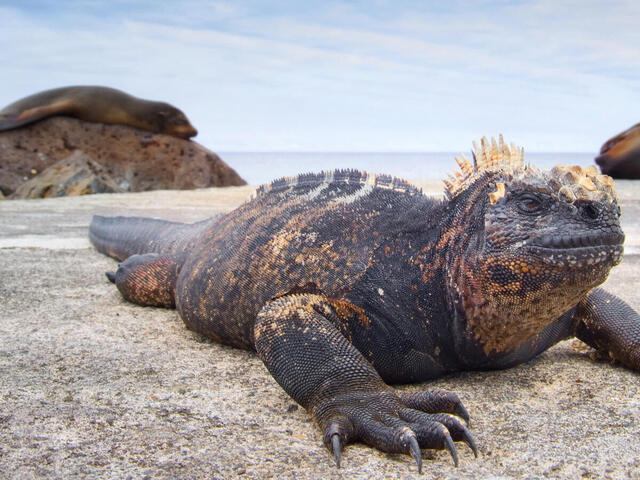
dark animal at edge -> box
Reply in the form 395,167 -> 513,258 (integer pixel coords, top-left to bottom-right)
596,122 -> 640,179
89,137 -> 640,472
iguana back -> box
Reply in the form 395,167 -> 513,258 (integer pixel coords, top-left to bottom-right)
92,170 -> 440,350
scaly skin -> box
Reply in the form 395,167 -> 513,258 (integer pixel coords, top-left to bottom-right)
89,137 -> 640,472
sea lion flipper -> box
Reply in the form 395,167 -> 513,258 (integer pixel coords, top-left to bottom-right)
15,101 -> 76,123
0,101 -> 75,132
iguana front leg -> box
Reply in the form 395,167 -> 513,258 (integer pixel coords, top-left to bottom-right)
574,287 -> 640,370
254,293 -> 477,471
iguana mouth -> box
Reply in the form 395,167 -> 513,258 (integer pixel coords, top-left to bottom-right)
516,232 -> 624,267
530,232 -> 624,250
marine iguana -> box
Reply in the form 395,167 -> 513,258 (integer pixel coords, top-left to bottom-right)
89,136 -> 640,472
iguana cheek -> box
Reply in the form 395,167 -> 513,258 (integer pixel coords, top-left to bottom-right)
484,224 -> 507,248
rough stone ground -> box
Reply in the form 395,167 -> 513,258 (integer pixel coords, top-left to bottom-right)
1,181 -> 639,480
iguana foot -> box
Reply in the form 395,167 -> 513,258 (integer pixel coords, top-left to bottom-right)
255,295 -> 477,472
317,389 -> 476,472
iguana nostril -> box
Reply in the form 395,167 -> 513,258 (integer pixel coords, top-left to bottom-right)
581,203 -> 600,220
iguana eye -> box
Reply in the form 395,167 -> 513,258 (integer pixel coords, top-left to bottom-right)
516,194 -> 543,214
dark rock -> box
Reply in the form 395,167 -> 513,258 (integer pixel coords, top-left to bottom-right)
595,123 -> 640,179
0,116 -> 246,197
9,151 -> 124,199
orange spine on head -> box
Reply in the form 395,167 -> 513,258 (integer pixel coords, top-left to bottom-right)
444,135 -> 524,200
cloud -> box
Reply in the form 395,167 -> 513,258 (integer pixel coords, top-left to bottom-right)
0,1 -> 639,152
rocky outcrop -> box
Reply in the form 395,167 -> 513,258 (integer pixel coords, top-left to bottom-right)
0,117 -> 246,198
10,151 -> 124,199
595,123 -> 640,179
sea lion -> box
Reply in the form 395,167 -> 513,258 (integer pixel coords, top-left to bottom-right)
595,122 -> 640,179
0,86 -> 198,139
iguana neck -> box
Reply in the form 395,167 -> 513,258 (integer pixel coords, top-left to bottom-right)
450,252 -> 594,356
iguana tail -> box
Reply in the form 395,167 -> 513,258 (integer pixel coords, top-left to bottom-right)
89,215 -> 210,261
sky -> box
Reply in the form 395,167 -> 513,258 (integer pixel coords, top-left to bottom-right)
1,0 -> 639,153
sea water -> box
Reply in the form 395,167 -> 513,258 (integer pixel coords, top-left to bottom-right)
220,152 -> 597,186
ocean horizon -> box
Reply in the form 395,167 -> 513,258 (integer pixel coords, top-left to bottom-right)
220,151 -> 599,186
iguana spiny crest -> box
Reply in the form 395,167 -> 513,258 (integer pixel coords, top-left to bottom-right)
445,135 -> 616,204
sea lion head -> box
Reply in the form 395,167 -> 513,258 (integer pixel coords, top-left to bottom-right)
155,103 -> 198,139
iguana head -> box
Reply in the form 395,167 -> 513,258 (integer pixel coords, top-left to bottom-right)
445,136 -> 624,354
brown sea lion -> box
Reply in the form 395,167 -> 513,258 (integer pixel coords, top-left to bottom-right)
0,86 -> 198,139
595,122 -> 640,179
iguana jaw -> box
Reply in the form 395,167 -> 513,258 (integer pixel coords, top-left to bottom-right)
506,225 -> 624,269
464,210 -> 624,354
457,248 -> 616,356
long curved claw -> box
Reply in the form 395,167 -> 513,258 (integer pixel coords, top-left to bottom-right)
444,431 -> 459,467
331,434 -> 341,468
408,435 -> 422,474
455,402 -> 470,426
462,426 -> 478,458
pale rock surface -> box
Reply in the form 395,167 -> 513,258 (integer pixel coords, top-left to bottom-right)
0,182 -> 638,479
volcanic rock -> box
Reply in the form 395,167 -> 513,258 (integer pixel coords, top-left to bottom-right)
10,151 -> 124,199
0,116 -> 246,197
